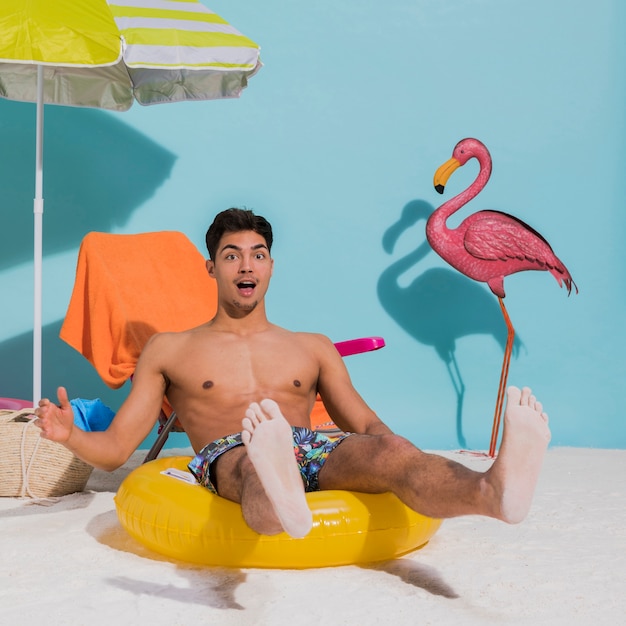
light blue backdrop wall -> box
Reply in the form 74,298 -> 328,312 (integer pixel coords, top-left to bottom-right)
1,0 -> 624,450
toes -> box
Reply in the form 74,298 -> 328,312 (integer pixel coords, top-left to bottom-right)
519,387 -> 532,406
506,386 -> 521,405
260,398 -> 281,419
241,429 -> 251,446
242,416 -> 254,433
243,408 -> 256,425
246,402 -> 265,424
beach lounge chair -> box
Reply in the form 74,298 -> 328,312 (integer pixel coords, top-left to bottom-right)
60,231 -> 385,461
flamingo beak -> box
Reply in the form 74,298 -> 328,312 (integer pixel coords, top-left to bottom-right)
434,157 -> 461,194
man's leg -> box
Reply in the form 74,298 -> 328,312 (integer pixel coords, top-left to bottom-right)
318,386 -> 550,523
241,400 -> 313,538
211,444 -> 306,537
214,386 -> 549,537
212,399 -> 313,538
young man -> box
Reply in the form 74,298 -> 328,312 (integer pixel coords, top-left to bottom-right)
35,208 -> 551,539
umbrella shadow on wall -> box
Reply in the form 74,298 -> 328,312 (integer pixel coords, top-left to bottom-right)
0,321 -> 126,409
0,99 -> 176,267
376,199 -> 522,448
0,320 -> 175,449
0,100 -> 176,405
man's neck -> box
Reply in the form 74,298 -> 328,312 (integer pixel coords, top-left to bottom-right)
210,302 -> 272,334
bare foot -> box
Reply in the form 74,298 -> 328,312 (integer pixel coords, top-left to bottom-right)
486,386 -> 551,523
241,399 -> 313,538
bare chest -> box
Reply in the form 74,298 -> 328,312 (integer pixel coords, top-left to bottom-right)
165,333 -> 319,401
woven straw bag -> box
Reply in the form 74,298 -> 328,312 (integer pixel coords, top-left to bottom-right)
0,409 -> 93,498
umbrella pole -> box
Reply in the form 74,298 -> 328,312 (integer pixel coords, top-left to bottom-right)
33,65 -> 44,404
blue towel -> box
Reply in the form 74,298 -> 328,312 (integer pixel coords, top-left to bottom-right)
70,398 -> 115,432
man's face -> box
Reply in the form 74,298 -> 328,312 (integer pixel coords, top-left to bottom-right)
206,230 -> 273,314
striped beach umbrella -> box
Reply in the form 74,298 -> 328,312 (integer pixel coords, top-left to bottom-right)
0,0 -> 261,402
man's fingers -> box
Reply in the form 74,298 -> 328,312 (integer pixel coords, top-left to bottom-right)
57,386 -> 71,409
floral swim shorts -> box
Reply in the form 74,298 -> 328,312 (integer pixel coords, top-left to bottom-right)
188,427 -> 351,494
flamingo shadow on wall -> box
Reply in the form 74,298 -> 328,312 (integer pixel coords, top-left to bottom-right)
377,200 -> 521,448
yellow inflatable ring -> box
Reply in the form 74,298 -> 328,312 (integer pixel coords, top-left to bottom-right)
115,456 -> 442,569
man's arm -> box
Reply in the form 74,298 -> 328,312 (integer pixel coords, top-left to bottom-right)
313,334 -> 394,436
34,335 -> 169,471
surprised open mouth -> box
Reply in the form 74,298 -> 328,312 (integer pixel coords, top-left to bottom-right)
237,280 -> 256,296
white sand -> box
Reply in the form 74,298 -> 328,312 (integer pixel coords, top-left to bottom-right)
1,447 -> 624,625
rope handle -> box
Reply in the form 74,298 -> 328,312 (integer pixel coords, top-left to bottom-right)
20,416 -> 41,498
1,409 -> 59,503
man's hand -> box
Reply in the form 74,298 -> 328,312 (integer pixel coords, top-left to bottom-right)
34,386 -> 74,443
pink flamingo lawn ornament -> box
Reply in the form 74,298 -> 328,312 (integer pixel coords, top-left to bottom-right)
426,138 -> 577,457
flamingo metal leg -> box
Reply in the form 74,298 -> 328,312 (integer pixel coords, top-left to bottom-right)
488,297 -> 515,458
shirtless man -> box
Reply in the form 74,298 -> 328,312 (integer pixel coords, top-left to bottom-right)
35,208 -> 551,539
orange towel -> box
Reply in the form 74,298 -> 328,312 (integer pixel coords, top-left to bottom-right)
60,231 -> 217,390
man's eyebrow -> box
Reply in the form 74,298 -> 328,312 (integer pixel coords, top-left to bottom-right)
220,244 -> 241,253
219,243 -> 268,254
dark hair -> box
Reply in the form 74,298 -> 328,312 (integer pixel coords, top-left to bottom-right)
205,208 -> 273,260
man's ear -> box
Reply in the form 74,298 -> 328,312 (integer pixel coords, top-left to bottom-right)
206,259 -> 215,277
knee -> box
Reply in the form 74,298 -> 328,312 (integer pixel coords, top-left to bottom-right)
376,433 -> 420,455
371,434 -> 424,471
